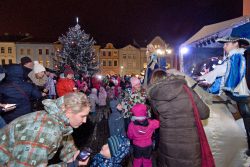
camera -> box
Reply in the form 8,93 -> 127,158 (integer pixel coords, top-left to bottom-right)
77,147 -> 92,161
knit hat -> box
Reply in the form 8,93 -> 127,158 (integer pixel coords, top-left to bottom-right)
20,56 -> 32,66
131,104 -> 147,121
33,61 -> 46,74
64,65 -> 74,77
107,135 -> 130,161
130,77 -> 140,87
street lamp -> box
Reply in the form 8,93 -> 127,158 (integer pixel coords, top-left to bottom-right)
120,65 -> 124,76
179,47 -> 189,72
180,47 -> 189,55
156,49 -> 164,55
166,49 -> 172,54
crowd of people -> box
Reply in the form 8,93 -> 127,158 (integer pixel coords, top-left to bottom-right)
0,35 -> 249,167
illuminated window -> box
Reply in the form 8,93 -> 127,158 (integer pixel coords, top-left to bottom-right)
27,49 -> 31,55
8,47 -> 12,54
46,60 -> 50,67
20,49 -> 24,55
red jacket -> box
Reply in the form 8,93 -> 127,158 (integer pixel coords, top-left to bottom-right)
91,77 -> 101,91
56,78 -> 75,97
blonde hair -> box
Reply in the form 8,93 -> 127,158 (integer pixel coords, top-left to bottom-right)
64,92 -> 90,113
150,69 -> 167,84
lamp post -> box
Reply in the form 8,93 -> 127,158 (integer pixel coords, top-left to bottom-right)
179,47 -> 189,72
120,65 -> 124,76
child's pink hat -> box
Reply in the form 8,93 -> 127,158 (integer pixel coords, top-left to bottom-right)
130,77 -> 140,87
131,104 -> 147,117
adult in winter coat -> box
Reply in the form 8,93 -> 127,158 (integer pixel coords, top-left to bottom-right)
0,64 -> 42,123
108,100 -> 126,136
147,69 -> 210,167
28,61 -> 48,88
0,92 -> 90,166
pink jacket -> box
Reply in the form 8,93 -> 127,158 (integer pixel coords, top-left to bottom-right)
127,119 -> 159,147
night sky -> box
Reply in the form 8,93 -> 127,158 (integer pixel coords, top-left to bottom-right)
0,0 -> 243,49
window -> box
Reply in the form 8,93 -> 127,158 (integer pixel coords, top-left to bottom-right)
108,51 -> 111,56
1,59 -> 5,65
1,47 -> 5,53
8,47 -> 12,54
46,60 -> 50,67
114,60 -> 118,66
114,51 -> 118,54
46,49 -> 49,55
27,49 -> 31,55
102,51 -> 106,56
102,60 -> 106,66
123,56 -> 126,59
108,60 -> 112,66
39,49 -> 42,55
9,59 -> 12,64
20,49 -> 24,55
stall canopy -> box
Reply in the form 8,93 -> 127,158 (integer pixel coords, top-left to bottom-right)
179,15 -> 250,75
181,15 -> 250,48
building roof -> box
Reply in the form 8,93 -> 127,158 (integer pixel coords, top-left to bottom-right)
0,34 -> 56,43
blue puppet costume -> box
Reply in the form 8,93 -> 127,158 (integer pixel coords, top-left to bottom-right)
199,36 -> 250,155
143,44 -> 159,87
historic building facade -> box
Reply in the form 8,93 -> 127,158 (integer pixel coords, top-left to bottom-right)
99,43 -> 119,75
0,42 -> 16,65
16,42 -> 54,69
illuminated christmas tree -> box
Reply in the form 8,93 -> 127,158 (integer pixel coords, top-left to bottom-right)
58,18 -> 98,74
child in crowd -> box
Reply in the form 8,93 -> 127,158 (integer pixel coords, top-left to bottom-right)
108,99 -> 126,136
88,88 -> 99,123
56,65 -> 76,97
90,135 -> 130,167
98,86 -> 108,120
89,88 -> 99,114
45,71 -> 57,99
127,104 -> 159,167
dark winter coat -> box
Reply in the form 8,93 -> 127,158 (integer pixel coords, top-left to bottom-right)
147,76 -> 210,167
0,64 -> 42,123
108,100 -> 126,136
